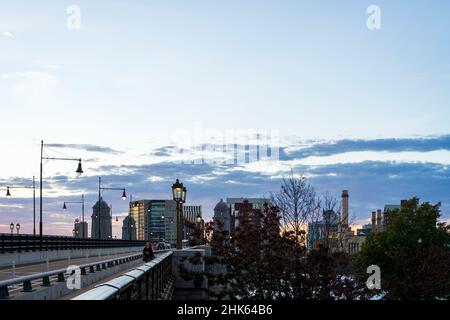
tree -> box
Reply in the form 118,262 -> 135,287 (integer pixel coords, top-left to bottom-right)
353,198 -> 450,300
270,171 -> 319,245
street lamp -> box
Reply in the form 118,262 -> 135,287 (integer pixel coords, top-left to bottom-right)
97,177 -> 126,240
5,177 -> 36,235
62,194 -> 85,238
172,179 -> 187,250
196,213 -> 202,224
16,223 -> 20,235
10,223 -> 14,236
40,140 -> 84,240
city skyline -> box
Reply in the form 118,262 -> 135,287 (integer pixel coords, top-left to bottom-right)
1,1 -> 450,237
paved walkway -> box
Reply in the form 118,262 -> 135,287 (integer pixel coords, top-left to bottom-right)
0,252 -> 139,281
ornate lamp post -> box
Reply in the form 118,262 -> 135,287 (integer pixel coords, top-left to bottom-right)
6,176 -> 36,235
16,223 -> 20,235
63,194 -> 85,238
9,223 -> 14,236
172,179 -> 186,249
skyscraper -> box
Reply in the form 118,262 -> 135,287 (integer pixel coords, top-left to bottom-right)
129,200 -> 150,240
91,198 -> 112,239
73,218 -> 88,239
148,200 -> 177,245
122,215 -> 137,240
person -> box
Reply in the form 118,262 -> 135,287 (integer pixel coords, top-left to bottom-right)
143,242 -> 155,262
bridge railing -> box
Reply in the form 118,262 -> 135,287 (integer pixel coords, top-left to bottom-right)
72,251 -> 173,300
0,233 -> 147,253
0,251 -> 146,299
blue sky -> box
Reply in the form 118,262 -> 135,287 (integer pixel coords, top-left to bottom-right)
1,1 -> 449,237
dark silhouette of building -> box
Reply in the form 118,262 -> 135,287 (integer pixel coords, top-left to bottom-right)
122,215 -> 136,240
91,198 -> 112,239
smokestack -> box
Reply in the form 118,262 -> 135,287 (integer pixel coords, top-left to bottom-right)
376,209 -> 382,232
341,190 -> 349,226
371,212 -> 376,232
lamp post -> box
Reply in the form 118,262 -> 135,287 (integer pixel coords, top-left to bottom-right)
40,140 -> 83,241
97,177 -> 126,240
172,179 -> 186,250
16,223 -> 20,235
6,176 -> 36,235
63,194 -> 85,238
10,223 -> 14,236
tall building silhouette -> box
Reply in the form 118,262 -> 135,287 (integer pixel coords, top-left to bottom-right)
91,198 -> 112,239
122,215 -> 136,240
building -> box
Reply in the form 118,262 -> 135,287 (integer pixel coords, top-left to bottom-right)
73,218 -> 88,239
129,200 -> 151,240
343,235 -> 366,255
226,197 -> 269,230
122,215 -> 137,240
356,224 -> 372,236
383,204 -> 401,231
213,199 -> 231,233
148,200 -> 177,245
91,198 -> 113,239
183,205 -> 202,239
307,210 -> 340,250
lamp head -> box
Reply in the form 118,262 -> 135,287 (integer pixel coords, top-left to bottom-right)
122,189 -> 127,200
6,187 -> 11,197
171,179 -> 184,202
63,202 -> 67,210
10,223 -> 14,231
76,160 -> 83,176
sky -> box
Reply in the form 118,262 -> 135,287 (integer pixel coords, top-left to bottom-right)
0,0 -> 449,238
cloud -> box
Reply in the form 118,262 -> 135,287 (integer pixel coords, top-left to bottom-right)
282,135 -> 450,160
2,135 -> 450,236
3,31 -> 13,37
45,143 -> 124,155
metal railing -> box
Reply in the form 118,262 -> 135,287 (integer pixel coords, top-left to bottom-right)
0,252 -> 144,299
72,251 -> 173,300
0,233 -> 147,253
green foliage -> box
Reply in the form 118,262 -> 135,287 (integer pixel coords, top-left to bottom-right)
353,198 -> 450,300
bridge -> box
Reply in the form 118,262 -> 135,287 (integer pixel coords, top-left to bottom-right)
0,233 -> 212,300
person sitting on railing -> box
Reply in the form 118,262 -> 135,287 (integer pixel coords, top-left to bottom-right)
143,242 -> 155,262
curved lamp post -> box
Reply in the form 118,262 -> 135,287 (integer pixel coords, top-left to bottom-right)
172,179 -> 186,249
40,140 -> 83,243
5,176 -> 36,235
63,194 -> 85,238
97,177 -> 126,240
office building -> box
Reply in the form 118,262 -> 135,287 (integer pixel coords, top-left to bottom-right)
129,200 -> 150,240
148,200 -> 177,245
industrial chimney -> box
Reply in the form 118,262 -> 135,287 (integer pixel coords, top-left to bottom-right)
341,190 -> 349,226
372,211 -> 377,232
376,209 -> 382,232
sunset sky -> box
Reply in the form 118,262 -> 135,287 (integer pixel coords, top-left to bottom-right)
1,1 -> 449,238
